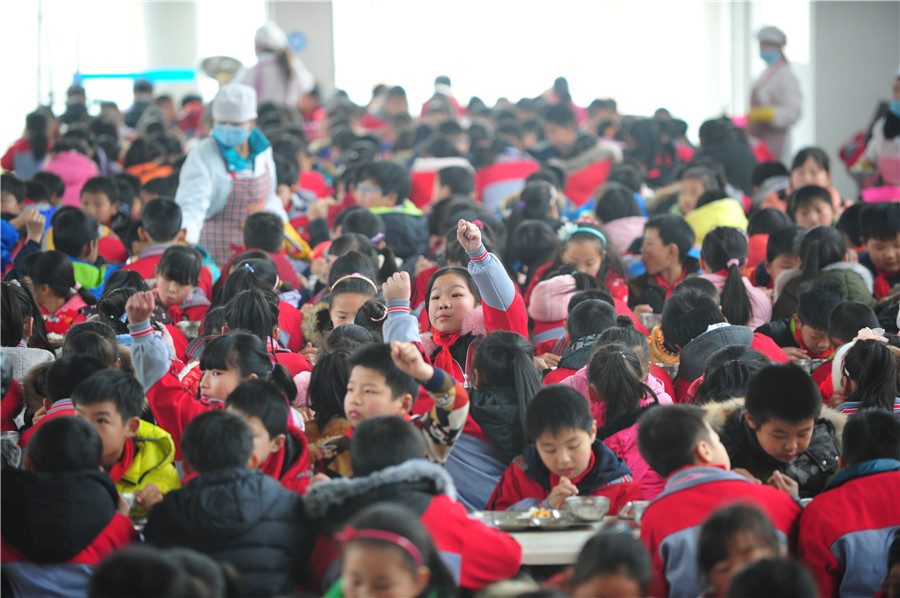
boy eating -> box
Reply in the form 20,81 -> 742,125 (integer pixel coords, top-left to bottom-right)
756,281 -> 843,364
72,369 -> 181,516
487,385 -> 642,512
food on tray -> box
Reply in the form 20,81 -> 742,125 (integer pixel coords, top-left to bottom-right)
524,507 -> 553,519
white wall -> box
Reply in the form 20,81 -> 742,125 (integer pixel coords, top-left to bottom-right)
810,0 -> 900,197
270,0 -> 336,95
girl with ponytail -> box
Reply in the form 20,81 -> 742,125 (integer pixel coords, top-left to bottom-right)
836,338 -> 900,414
699,226 -> 772,329
21,250 -> 96,336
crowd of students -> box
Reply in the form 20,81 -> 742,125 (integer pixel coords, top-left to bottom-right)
1,65 -> 900,598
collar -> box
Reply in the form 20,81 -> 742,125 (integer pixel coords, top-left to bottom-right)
218,128 -> 270,173
138,245 -> 172,259
791,318 -> 835,359
654,268 -> 687,299
825,459 -> 900,491
47,399 -> 74,416
107,438 -> 136,483
549,451 -> 596,488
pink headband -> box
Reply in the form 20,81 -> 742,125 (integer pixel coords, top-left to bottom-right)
335,527 -> 423,567
330,273 -> 378,294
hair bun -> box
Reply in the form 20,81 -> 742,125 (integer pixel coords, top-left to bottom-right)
616,315 -> 635,328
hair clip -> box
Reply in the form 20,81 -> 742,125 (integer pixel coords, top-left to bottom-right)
118,313 -> 128,323
472,219 -> 484,230
242,263 -> 255,273
371,232 -> 385,244
334,527 -> 423,567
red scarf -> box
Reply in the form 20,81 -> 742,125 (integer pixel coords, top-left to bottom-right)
107,438 -> 136,483
431,331 -> 462,378
792,318 -> 835,359
549,451 -> 596,489
874,268 -> 894,300
654,269 -> 687,301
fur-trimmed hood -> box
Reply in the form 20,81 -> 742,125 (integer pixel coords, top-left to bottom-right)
301,300 -> 330,349
420,305 -> 487,356
303,459 -> 456,520
703,396 -> 848,447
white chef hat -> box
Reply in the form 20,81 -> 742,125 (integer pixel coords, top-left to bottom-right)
757,25 -> 787,46
255,21 -> 288,51
212,84 -> 257,123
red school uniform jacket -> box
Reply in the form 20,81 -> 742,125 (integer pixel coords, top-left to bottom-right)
258,423 -> 313,494
121,245 -> 214,298
641,465 -> 802,598
487,439 -> 642,513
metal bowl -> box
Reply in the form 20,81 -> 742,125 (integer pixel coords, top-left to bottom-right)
640,313 -> 662,330
617,500 -> 650,525
565,496 -> 611,521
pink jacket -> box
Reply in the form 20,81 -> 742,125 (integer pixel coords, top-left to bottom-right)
43,150 -> 100,207
699,272 -> 772,330
603,216 -> 647,258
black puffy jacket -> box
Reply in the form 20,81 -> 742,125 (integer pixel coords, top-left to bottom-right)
470,386 -> 526,465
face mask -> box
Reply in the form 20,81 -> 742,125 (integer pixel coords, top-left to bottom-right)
213,124 -> 249,148
890,99 -> 900,118
760,49 -> 781,65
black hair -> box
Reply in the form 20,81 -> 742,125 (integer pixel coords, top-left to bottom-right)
61,321 -> 119,368
701,227 -> 752,326
638,404 -> 715,477
835,202 -> 866,248
243,212 -> 285,254
80,176 -> 119,206
726,558 -> 818,598
45,355 -> 108,404
842,340 -> 900,412
341,503 -> 458,598
424,267 -> 482,323
140,198 -> 182,242
796,280 -> 844,330
341,209 -> 386,240
842,408 -> 900,465
123,138 -> 165,169
329,233 -> 396,285
217,257 -> 281,306
1,281 -> 51,350
51,206 -> 98,258
182,410 -> 253,472
558,221 -> 628,285
679,165 -> 724,194
96,288 -> 136,335
27,416 -> 103,473
751,161 -> 789,188
526,166 -> 565,191
141,176 -> 176,200
674,276 -> 720,302
859,202 -> 900,243
526,385 -> 593,442
645,214 -> 698,268
827,301 -> 879,344
695,346 -> 771,405
746,364 -> 821,426
20,250 -> 97,306
791,147 -> 830,174
748,208 -> 792,236
72,368 -> 143,422
543,103 -> 577,128
24,111 -> 49,161
352,299 -> 387,342
226,378 -> 289,440
567,298 -> 617,342
797,226 -> 846,281
597,316 -> 650,370
787,185 -> 833,223
1,173 -> 26,204
32,171 -> 65,200
156,245 -> 202,287
307,351 -> 350,431
328,271 -> 378,308
504,182 -> 560,235
273,153 -> 300,188
358,161 -> 410,205
200,331 -> 296,401
504,220 -> 559,291
224,288 -> 280,344
437,166 -> 474,197
571,531 -> 652,592
25,180 -> 50,204
766,225 -> 803,263
593,182 -> 642,224
471,331 -> 540,461
698,504 -> 780,575
101,269 -> 150,295
607,163 -> 645,194
588,344 -> 657,424
348,343 -> 419,400
112,177 -> 135,212
88,546 -> 190,598
350,415 -> 425,477
661,289 -> 725,350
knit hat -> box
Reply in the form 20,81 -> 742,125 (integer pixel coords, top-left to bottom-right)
528,274 -> 576,323
255,21 -> 288,51
212,84 -> 257,123
757,26 -> 787,46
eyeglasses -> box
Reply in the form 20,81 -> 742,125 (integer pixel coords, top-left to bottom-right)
356,185 -> 385,194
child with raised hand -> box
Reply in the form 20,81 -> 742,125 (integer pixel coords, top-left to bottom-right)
315,340 -> 470,479
327,503 -> 458,598
698,504 -> 783,598
72,368 -> 181,516
487,384 -> 642,512
568,531 -> 652,598
382,218 -> 527,387
699,226 -> 771,329
20,250 -> 96,336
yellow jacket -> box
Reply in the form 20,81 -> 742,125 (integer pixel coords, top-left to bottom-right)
684,198 -> 748,246
116,420 -> 181,517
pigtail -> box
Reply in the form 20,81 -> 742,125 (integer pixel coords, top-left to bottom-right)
702,227 -> 751,326
844,340 -> 899,411
799,226 -> 845,282
224,288 -> 280,344
268,363 -> 298,406
376,245 -> 399,285
720,261 -> 751,326
588,344 -> 656,423
308,350 -> 350,429
510,342 -> 541,442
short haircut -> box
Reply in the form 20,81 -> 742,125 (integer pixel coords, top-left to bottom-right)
661,289 -> 725,350
645,215 -> 696,264
45,355 -> 108,404
26,180 -> 51,204
791,146 -> 830,173
358,161 -> 410,204
787,185 -> 832,221
226,379 -> 289,440
51,206 -> 99,257
572,531 -> 651,592
543,103 -> 577,127
859,202 -> 900,243
766,225 -> 803,262
243,212 -> 284,254
340,209 -> 385,238
81,176 -> 119,204
675,276 -> 720,302
437,166 -> 474,196
751,161 -> 789,188
348,343 -> 419,400
567,299 -> 618,341
526,385 -> 594,442
638,405 -> 713,478
350,415 -> 425,477
594,182 -> 642,223
1,173 -> 26,204
156,245 -> 202,286
842,408 -> 900,466
827,301 -> 879,344
836,202 -> 866,247
72,369 -> 143,422
748,208 -> 792,237
181,410 -> 253,472
140,199 -> 182,242
273,153 -> 300,187
28,416 -> 103,473
89,545 -> 189,598
32,171 -> 65,200
745,364 -> 821,426
727,558 -> 818,598
796,280 -> 844,330
698,505 -> 780,575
